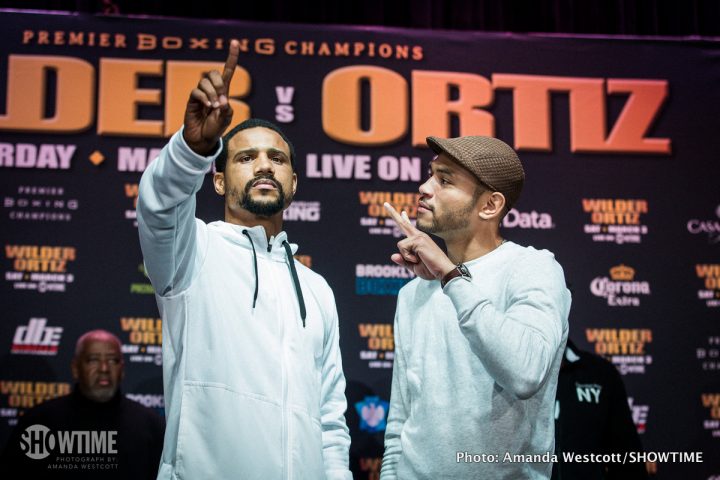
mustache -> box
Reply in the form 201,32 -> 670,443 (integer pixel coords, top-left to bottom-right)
246,174 -> 280,190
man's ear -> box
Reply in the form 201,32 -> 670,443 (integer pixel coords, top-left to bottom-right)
477,192 -> 506,221
292,172 -> 298,196
213,172 -> 225,196
71,358 -> 79,381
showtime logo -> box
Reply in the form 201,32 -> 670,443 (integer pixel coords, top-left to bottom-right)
502,208 -> 554,229
11,318 -> 62,356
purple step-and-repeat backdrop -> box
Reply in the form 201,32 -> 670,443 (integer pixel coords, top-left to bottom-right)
0,10 -> 718,478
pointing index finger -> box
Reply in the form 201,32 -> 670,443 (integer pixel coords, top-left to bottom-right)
222,39 -> 240,87
384,202 -> 416,236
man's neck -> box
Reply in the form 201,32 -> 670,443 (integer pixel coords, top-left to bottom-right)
444,226 -> 504,264
224,209 -> 283,239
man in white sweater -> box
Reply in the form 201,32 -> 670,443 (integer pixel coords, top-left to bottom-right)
380,136 -> 571,479
137,40 -> 351,479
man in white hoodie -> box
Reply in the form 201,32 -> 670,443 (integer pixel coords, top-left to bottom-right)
137,40 -> 351,480
380,136 -> 571,479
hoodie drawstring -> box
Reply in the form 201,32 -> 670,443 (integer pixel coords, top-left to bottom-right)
283,240 -> 307,328
242,230 -> 259,309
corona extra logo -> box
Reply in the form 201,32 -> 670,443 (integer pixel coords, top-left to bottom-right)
590,265 -> 650,307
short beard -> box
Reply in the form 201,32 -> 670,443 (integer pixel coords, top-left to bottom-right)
416,185 -> 484,235
416,200 -> 476,235
80,385 -> 117,403
231,174 -> 293,217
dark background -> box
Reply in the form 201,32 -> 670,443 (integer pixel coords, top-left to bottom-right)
2,0 -> 720,36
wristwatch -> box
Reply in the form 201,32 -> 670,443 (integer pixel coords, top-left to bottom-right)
440,263 -> 472,288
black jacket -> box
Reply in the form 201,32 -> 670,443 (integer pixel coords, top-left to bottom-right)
1,388 -> 164,479
552,341 -> 648,480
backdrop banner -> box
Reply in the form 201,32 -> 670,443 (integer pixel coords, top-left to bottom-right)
0,10 -> 718,478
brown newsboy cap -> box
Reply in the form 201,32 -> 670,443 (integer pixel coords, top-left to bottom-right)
426,135 -> 525,209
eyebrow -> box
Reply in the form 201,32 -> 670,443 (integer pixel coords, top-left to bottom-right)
233,148 -> 290,161
429,162 -> 455,176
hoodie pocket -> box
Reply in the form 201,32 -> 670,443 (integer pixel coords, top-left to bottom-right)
176,382 -> 283,480
288,408 -> 325,480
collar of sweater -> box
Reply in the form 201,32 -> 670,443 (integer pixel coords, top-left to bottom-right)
210,221 -> 299,259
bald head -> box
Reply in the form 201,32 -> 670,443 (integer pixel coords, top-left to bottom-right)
72,330 -> 124,403
74,330 -> 122,357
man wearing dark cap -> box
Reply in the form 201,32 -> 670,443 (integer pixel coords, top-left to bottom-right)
380,136 -> 571,479
137,41 -> 351,479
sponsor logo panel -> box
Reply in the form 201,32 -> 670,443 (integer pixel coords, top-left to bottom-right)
11,318 -> 63,356
695,264 -> 720,308
355,264 -> 415,296
4,245 -> 76,293
358,323 -> 394,369
585,328 -> 653,375
119,317 -> 162,365
590,264 -> 651,307
3,185 -> 79,222
582,199 -> 648,244
355,396 -> 389,433
358,191 -> 419,237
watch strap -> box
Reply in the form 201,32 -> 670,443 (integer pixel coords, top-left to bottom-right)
441,263 -> 470,288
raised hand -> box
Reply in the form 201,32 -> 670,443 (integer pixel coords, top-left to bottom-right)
183,39 -> 240,156
384,202 -> 456,281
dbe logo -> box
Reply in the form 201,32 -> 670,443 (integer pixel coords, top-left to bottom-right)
355,396 -> 389,433
19,424 -> 118,459
590,264 -> 651,307
11,318 -> 62,355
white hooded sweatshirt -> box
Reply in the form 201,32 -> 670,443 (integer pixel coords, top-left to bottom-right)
137,129 -> 352,480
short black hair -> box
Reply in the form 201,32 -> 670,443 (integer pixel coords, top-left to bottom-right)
216,118 -> 296,172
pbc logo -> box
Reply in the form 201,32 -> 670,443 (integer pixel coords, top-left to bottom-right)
355,396 -> 389,433
11,318 -> 62,355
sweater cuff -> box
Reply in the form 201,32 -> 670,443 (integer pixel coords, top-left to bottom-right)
442,277 -> 483,323
169,127 -> 223,174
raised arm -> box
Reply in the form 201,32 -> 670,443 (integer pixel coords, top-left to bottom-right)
444,252 -> 568,399
383,202 -> 568,400
137,41 -> 239,296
